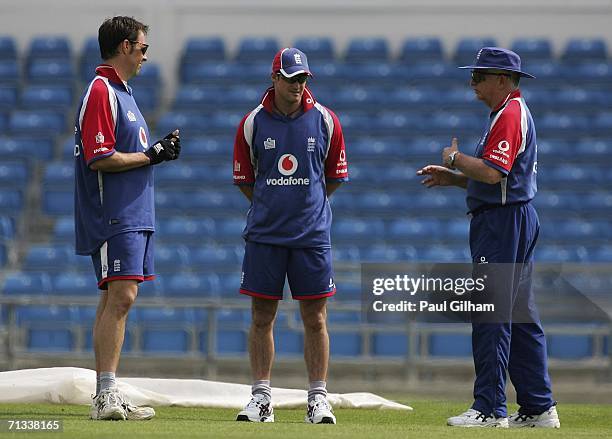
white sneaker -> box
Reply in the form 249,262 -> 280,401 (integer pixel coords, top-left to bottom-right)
236,394 -> 274,422
305,394 -> 336,424
447,408 -> 508,428
122,399 -> 156,421
90,388 -> 126,421
509,406 -> 560,428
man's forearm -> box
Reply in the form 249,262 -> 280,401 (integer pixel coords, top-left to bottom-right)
89,151 -> 150,173
453,153 -> 503,185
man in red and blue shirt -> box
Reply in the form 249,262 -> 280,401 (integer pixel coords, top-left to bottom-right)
418,47 -> 559,429
74,16 -> 180,422
233,47 -> 348,424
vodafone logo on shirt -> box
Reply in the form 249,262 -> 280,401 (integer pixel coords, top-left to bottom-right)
139,126 -> 148,150
267,154 -> 310,186
278,154 -> 298,176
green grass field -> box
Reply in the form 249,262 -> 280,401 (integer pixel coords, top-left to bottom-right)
0,399 -> 610,438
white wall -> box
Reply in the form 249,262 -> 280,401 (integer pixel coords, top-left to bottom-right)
2,0 -> 612,96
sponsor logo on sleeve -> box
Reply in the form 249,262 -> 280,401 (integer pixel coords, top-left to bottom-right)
336,149 -> 348,174
95,132 -> 104,144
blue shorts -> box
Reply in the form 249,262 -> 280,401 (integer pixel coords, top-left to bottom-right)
240,241 -> 336,300
91,231 -> 155,290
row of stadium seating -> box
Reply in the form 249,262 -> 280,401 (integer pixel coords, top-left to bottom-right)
1,35 -> 610,63
3,304 -> 607,359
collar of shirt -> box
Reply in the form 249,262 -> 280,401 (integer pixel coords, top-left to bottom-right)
490,89 -> 522,115
260,86 -> 317,116
95,64 -> 131,93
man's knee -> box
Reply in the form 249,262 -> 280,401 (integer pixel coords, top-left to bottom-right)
251,298 -> 278,330
301,299 -> 327,333
106,280 -> 138,316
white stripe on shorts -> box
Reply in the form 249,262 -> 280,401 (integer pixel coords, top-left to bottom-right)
100,241 -> 109,279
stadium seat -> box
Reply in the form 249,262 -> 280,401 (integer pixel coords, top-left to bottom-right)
164,273 -> 220,298
154,245 -> 189,273
139,307 -> 196,354
576,139 -> 612,156
332,218 -> 385,243
547,334 -> 593,359
428,332 -> 471,357
0,36 -> 17,60
2,272 -> 51,295
572,62 -> 612,85
562,38 -> 608,63
235,36 -> 279,62
215,309 -> 249,355
0,137 -> 56,161
329,331 -> 362,356
0,60 -> 18,85
510,38 -> 553,62
173,85 -> 223,109
155,111 -> 210,138
182,136 -> 232,160
17,305 -> 76,352
190,246 -> 242,267
399,37 -> 444,64
0,161 -> 28,187
27,36 -> 72,61
388,218 -> 440,240
293,37 -> 335,63
372,332 -> 409,357
52,216 -> 73,242
20,85 -> 73,110
182,37 -> 226,63
43,162 -> 73,186
404,62 -> 465,85
8,111 -> 65,137
42,190 -> 72,216
420,245 -> 470,262
593,111 -> 612,135
0,216 -> 14,240
273,326 -> 303,356
0,189 -> 23,212
52,273 -> 95,295
0,85 -> 17,111
23,244 -> 74,270
344,37 -> 389,63
132,85 -> 159,114
454,37 -> 498,64
156,217 -> 216,242
27,59 -> 75,84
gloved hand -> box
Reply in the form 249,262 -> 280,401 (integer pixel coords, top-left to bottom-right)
145,129 -> 181,165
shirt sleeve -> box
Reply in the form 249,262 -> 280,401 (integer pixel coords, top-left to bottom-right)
233,114 -> 255,185
324,108 -> 349,182
481,100 -> 523,175
80,78 -> 116,166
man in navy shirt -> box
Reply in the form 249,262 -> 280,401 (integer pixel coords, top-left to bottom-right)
233,47 -> 348,424
417,48 -> 559,428
74,16 -> 180,421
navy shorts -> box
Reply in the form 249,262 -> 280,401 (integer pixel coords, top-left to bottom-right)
239,241 -> 336,300
91,231 -> 155,290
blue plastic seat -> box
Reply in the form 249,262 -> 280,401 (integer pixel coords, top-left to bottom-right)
173,85 -> 223,109
0,216 -> 14,240
27,36 -> 71,61
190,246 -> 241,267
52,273 -> 95,295
155,112 -> 209,138
27,60 -> 74,83
0,161 -> 28,186
399,37 -> 443,64
576,139 -> 612,156
0,85 -> 17,110
405,62 -> 465,85
420,245 -> 470,262
375,111 -> 424,135
428,332 -> 471,357
20,85 -> 73,110
372,332 -> 409,356
184,136 -> 232,160
273,327 -> 303,356
572,62 -> 612,84
0,189 -> 23,211
9,111 -> 65,136
345,37 -> 389,63
164,273 -> 220,298
454,38 -> 498,64
0,36 -> 17,60
17,305 -> 75,352
593,112 -> 612,135
0,60 -> 18,85
43,162 -> 73,186
547,334 -> 593,359
42,190 -> 72,216
215,309 -> 249,355
209,111 -> 243,133
562,38 -> 608,63
154,245 -> 189,272
3,272 -> 52,295
538,112 -> 589,136
388,218 -> 440,240
52,216 -> 73,242
130,62 -> 161,87
23,244 -> 74,270
236,37 -> 279,62
183,37 -> 226,62
536,245 -> 581,262
430,111 -> 481,134
139,307 -> 196,354
132,86 -> 159,114
293,37 -> 335,63
510,38 -> 553,61
329,331 -> 362,356
157,217 -> 216,241
387,86 -> 442,108
332,218 -> 385,242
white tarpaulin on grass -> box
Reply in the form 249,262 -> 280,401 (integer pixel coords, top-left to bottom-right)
0,367 -> 412,410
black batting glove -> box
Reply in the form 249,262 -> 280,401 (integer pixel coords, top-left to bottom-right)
145,130 -> 180,165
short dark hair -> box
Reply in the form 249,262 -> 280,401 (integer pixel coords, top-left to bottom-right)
510,72 -> 521,87
98,16 -> 149,60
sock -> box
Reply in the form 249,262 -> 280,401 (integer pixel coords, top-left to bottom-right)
96,374 -> 101,396
99,372 -> 117,393
252,380 -> 271,400
308,380 -> 327,401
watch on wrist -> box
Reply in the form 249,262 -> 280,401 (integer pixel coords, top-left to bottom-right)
448,150 -> 459,169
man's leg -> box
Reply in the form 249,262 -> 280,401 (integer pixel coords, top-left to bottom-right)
299,298 -> 329,383
249,297 -> 279,382
93,290 -> 108,395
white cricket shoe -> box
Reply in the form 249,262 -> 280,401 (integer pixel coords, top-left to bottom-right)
508,406 -> 560,428
305,394 -> 336,424
90,388 -> 126,421
122,399 -> 156,421
236,394 -> 274,422
447,408 -> 508,428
